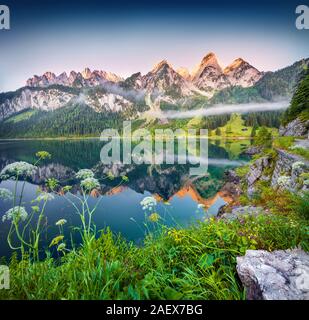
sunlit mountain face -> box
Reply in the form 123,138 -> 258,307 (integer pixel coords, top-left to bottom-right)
0,0 -> 308,137
1,0 -> 308,92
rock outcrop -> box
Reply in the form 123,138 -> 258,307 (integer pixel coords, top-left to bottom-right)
31,163 -> 76,184
220,206 -> 265,221
243,146 -> 262,156
271,149 -> 309,189
246,156 -> 271,196
220,169 -> 242,199
237,249 -> 309,300
279,118 -> 309,137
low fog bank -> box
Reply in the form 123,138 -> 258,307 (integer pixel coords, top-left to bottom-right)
152,100 -> 290,119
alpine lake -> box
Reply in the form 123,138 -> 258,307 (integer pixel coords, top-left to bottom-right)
0,138 -> 250,257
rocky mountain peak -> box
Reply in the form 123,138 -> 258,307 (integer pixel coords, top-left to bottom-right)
43,72 -> 56,80
24,52 -> 266,96
192,52 -> 223,82
26,68 -> 122,88
81,68 -> 92,79
224,58 -> 262,87
224,58 -> 249,73
201,52 -> 220,66
152,60 -> 173,73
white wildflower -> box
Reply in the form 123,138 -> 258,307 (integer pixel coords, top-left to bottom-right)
140,196 -> 157,211
0,162 -> 37,179
80,177 -> 100,191
2,206 -> 28,223
292,161 -> 305,171
277,175 -> 291,190
34,192 -> 55,202
0,188 -> 13,201
289,145 -> 306,150
55,219 -> 67,226
76,169 -> 94,180
197,203 -> 205,209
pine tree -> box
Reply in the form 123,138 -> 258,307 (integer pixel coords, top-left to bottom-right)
255,126 -> 272,146
251,124 -> 257,137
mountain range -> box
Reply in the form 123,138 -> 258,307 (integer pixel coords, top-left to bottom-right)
0,52 -> 308,137
25,53 -> 263,98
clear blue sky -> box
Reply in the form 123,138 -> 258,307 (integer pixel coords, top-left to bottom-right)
0,0 -> 308,92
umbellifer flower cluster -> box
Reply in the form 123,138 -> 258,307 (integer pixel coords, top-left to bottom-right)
76,169 -> 95,180
2,206 -> 28,223
0,161 -> 37,179
55,219 -> 67,226
277,175 -> 291,190
80,177 -> 100,191
148,212 -> 160,223
140,196 -> 157,211
292,161 -> 305,171
34,192 -> 55,203
0,188 -> 13,201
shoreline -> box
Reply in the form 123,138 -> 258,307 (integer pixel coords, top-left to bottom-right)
0,136 -> 254,141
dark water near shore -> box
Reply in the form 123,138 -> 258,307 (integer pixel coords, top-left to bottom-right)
0,139 -> 250,257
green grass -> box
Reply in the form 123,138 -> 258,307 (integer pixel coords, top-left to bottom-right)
1,213 -> 308,300
273,136 -> 309,160
210,113 -> 278,138
273,136 -> 295,149
5,109 -> 37,124
1,147 -> 308,300
291,147 -> 309,160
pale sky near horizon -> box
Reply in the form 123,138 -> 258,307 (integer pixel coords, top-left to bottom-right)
0,0 -> 308,92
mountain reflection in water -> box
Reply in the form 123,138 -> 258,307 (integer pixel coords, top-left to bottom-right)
0,139 -> 250,257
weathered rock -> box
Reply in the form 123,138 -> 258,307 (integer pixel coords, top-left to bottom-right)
220,182 -> 242,198
271,149 -> 309,189
224,169 -> 240,184
31,163 -> 76,184
295,138 -> 309,149
220,206 -> 265,221
246,156 -> 271,196
279,118 -> 309,137
243,146 -> 262,156
218,170 -> 242,204
237,249 -> 309,300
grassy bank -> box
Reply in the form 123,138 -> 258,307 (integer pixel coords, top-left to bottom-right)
0,146 -> 308,300
1,211 -> 308,300
273,136 -> 309,160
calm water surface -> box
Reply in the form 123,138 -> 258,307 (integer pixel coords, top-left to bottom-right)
0,139 -> 250,257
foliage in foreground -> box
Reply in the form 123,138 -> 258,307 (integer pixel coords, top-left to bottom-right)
0,149 -> 308,300
273,136 -> 309,160
282,71 -> 309,125
0,212 -> 308,300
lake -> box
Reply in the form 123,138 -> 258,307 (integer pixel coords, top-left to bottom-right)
0,139 -> 250,257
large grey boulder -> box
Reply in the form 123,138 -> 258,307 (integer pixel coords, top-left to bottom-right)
237,249 -> 309,300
